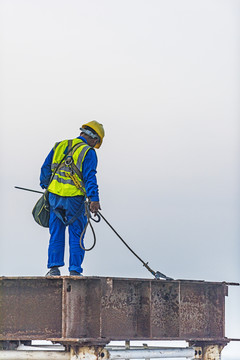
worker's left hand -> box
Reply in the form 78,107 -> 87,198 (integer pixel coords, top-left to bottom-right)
90,201 -> 101,215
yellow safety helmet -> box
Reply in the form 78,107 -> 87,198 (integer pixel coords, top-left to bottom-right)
81,120 -> 105,149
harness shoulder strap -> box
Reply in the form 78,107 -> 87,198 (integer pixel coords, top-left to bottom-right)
49,141 -> 85,188
70,140 -> 92,181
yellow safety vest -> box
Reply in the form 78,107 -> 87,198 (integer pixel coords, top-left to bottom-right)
48,138 -> 92,197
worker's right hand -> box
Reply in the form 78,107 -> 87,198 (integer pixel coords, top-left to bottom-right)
90,201 -> 101,216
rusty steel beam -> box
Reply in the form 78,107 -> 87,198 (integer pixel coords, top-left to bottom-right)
0,278 -> 62,340
0,277 -> 228,345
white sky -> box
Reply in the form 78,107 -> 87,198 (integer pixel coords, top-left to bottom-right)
0,1 -> 239,358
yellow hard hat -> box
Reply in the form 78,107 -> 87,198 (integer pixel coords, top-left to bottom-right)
81,120 -> 105,148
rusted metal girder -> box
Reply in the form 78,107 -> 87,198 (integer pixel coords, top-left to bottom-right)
0,277 -> 229,346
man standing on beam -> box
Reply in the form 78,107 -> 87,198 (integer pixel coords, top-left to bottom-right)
40,121 -> 105,276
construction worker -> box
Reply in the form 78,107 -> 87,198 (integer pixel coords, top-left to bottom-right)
40,121 -> 104,276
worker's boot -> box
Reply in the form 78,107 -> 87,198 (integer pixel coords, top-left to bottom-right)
46,266 -> 61,276
69,270 -> 82,276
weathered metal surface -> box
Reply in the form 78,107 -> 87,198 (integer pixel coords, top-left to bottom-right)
100,278 -> 151,339
0,278 -> 62,340
151,281 -> 179,338
0,277 -> 228,344
64,278 -> 102,339
179,282 -> 226,338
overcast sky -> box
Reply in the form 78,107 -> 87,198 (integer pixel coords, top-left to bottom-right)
0,1 -> 239,358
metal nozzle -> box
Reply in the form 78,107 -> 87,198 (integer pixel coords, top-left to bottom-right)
155,271 -> 173,281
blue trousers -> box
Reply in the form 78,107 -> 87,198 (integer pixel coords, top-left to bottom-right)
48,193 -> 87,273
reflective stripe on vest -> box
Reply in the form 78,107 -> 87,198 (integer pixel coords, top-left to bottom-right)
48,138 -> 92,197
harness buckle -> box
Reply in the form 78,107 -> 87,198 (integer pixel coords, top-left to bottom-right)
65,156 -> 73,166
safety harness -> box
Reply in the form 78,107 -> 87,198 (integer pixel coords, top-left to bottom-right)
51,140 -> 89,226
63,140 -> 87,193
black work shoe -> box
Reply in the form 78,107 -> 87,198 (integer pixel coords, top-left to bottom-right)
46,266 -> 61,276
69,270 -> 82,276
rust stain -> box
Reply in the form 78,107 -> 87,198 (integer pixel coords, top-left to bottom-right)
0,277 -> 227,345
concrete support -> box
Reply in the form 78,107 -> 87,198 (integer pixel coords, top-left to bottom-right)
202,344 -> 224,360
70,346 -> 103,360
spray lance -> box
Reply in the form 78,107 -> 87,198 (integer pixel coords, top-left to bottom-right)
15,186 -> 173,280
